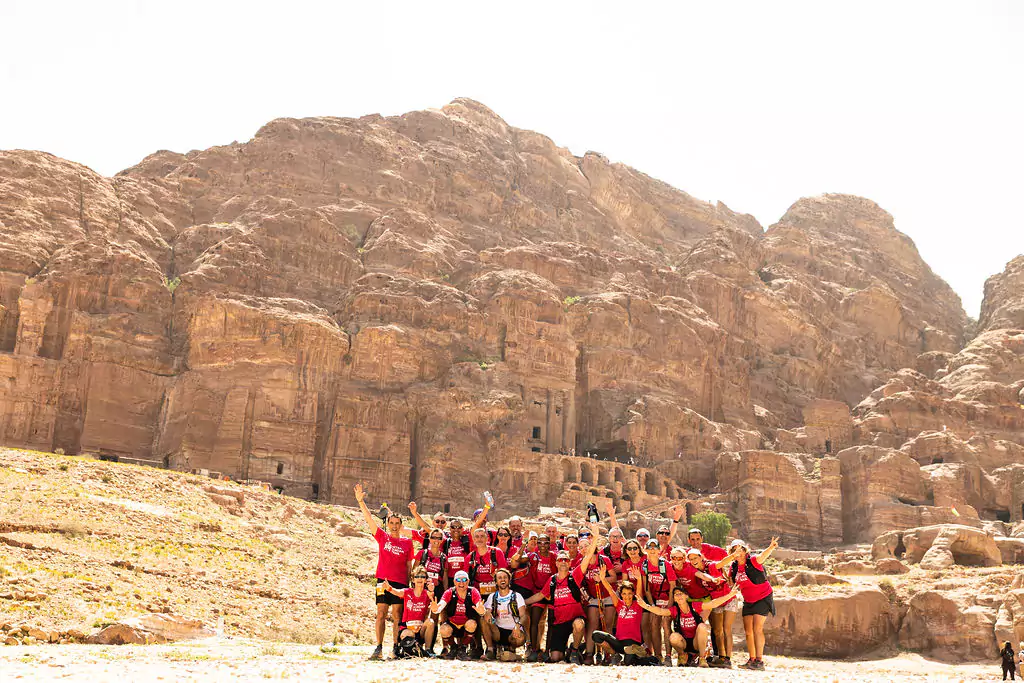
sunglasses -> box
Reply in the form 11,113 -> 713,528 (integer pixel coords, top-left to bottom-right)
657,532 -> 670,536
430,536 -> 444,541
556,558 -> 569,563
637,535 -> 650,539
435,520 -> 448,525
497,532 -> 510,537
454,578 -> 468,583
450,524 -> 464,529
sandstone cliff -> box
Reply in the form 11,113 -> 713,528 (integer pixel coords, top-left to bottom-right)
0,99 -> 1019,549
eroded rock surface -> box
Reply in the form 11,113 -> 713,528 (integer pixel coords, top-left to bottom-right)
0,100 -> 1021,549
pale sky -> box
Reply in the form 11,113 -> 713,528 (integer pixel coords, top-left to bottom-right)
2,1 -> 1021,316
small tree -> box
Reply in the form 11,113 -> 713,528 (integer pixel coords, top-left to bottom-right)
690,511 -> 731,547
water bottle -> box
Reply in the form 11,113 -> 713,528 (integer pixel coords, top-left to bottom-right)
378,502 -> 390,523
587,502 -> 600,523
483,491 -> 494,508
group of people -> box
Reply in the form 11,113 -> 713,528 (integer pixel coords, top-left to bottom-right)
353,485 -> 779,669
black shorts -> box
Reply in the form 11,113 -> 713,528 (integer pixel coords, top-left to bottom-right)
511,583 -> 533,599
546,619 -> 577,653
680,635 -> 698,653
376,580 -> 406,606
397,623 -> 427,642
496,626 -> 516,646
742,594 -> 775,617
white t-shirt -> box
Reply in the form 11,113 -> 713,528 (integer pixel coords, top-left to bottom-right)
484,590 -> 526,630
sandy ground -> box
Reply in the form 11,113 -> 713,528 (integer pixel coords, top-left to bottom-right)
0,640 -> 1001,682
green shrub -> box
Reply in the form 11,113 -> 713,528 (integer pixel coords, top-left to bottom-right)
690,511 -> 732,547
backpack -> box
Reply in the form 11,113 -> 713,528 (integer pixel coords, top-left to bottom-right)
469,548 -> 499,584
642,557 -> 671,599
443,588 -> 478,619
730,557 -> 769,585
418,548 -> 446,580
546,572 -> 584,628
488,590 -> 522,623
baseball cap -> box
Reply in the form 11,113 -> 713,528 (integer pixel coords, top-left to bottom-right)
454,570 -> 470,582
636,528 -> 650,537
728,539 -> 748,550
688,528 -> 702,536
685,547 -> 702,557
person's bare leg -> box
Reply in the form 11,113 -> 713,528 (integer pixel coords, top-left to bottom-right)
585,605 -> 600,655
696,624 -> 711,665
710,611 -> 724,657
374,603 -> 388,646
482,621 -> 497,649
572,618 -> 586,650
439,623 -> 453,652
722,611 -> 736,658
422,621 -> 435,652
650,613 -> 663,660
389,604 -> 402,647
753,614 -> 767,660
669,632 -> 686,660
661,614 -> 672,661
641,612 -> 654,653
743,615 -> 755,659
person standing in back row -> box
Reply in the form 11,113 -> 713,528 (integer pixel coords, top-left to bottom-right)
354,484 -> 414,661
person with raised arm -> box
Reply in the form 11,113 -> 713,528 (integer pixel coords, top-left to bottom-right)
481,568 -> 529,661
719,536 -> 779,670
685,546 -> 740,668
354,483 -> 414,660
665,584 -> 740,667
466,526 -> 509,658
640,538 -> 677,665
433,570 -> 486,660
579,522 -> 614,664
656,505 -> 684,557
381,567 -> 437,657
592,567 -> 661,665
525,522 -> 601,663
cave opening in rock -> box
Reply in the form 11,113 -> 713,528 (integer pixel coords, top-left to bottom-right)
894,536 -> 906,559
951,551 -> 989,566
984,508 -> 1011,523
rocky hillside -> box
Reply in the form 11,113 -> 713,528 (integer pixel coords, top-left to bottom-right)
0,99 -> 1020,549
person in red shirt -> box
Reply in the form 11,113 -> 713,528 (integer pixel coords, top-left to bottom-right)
722,537 -> 779,670
508,532 -> 537,599
641,539 -> 677,665
661,585 -> 739,667
444,519 -> 471,580
592,572 -> 663,665
687,527 -> 727,561
671,547 -> 710,601
656,505 -> 684,557
354,484 -> 414,661
433,570 -> 486,660
686,546 -> 739,667
414,529 -> 448,652
381,567 -> 438,657
524,534 -> 557,662
508,516 -> 525,554
579,531 -> 615,664
525,522 -> 601,663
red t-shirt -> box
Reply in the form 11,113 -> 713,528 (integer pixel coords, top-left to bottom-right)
399,587 -> 431,624
700,561 -> 732,601
644,559 -> 677,604
678,562 -> 710,600
670,604 -> 702,638
469,546 -> 508,591
440,587 -> 482,626
541,566 -> 586,625
581,554 -> 613,599
531,552 -> 557,593
615,599 -> 644,642
415,547 -> 445,586
445,540 -> 470,578
619,557 -> 645,590
733,557 -> 773,603
659,543 -> 674,558
699,543 -> 727,562
373,528 -> 413,584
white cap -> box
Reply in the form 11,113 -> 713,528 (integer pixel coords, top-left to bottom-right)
454,570 -> 470,582
728,539 -> 748,550
636,528 -> 651,537
527,531 -> 539,540
685,547 -> 702,557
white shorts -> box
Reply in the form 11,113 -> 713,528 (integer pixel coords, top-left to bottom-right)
588,597 -> 614,608
712,596 -> 742,614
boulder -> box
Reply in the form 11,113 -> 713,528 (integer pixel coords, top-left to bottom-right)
86,613 -> 214,645
874,558 -> 910,574
871,530 -> 905,561
833,560 -> 875,575
778,570 -> 849,587
996,589 -> 1024,646
996,537 -> 1024,565
899,590 -> 998,660
765,587 -> 897,657
905,525 -> 1002,569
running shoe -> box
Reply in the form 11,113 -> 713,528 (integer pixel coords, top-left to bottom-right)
608,653 -> 623,666
739,658 -> 758,670
662,655 -> 673,666
485,648 -> 497,661
526,649 -> 539,663
368,645 -> 383,661
623,644 -> 647,658
754,659 -> 765,670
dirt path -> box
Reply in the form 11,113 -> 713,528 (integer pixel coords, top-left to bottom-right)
0,641 -> 999,682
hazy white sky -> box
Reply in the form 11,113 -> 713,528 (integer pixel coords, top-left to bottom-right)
2,1 -> 1021,315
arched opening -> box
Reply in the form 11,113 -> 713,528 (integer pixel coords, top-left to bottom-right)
615,467 -> 625,484
598,467 -> 613,487
589,488 -> 601,497
569,484 -> 584,492
951,547 -> 993,566
644,472 -> 658,495
894,535 -> 906,560
581,461 -> 594,485
562,459 -> 576,482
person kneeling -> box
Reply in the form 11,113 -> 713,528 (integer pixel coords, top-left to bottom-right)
382,568 -> 437,658
482,568 -> 529,661
433,570 -> 486,660
592,570 -> 662,666
665,585 -> 739,667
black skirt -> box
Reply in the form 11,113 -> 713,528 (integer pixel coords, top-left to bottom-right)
742,594 -> 776,617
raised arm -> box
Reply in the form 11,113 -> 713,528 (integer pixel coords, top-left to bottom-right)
605,499 -> 621,533
353,484 -> 379,533
599,565 -> 619,607
381,580 -> 404,598
578,522 -> 601,571
470,500 -> 491,533
755,537 -> 780,565
701,586 -> 740,614
407,501 -> 431,532
668,505 -> 683,543
636,594 -> 671,617
712,549 -> 742,571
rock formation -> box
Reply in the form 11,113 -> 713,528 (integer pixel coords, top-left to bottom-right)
0,99 -> 1020,550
